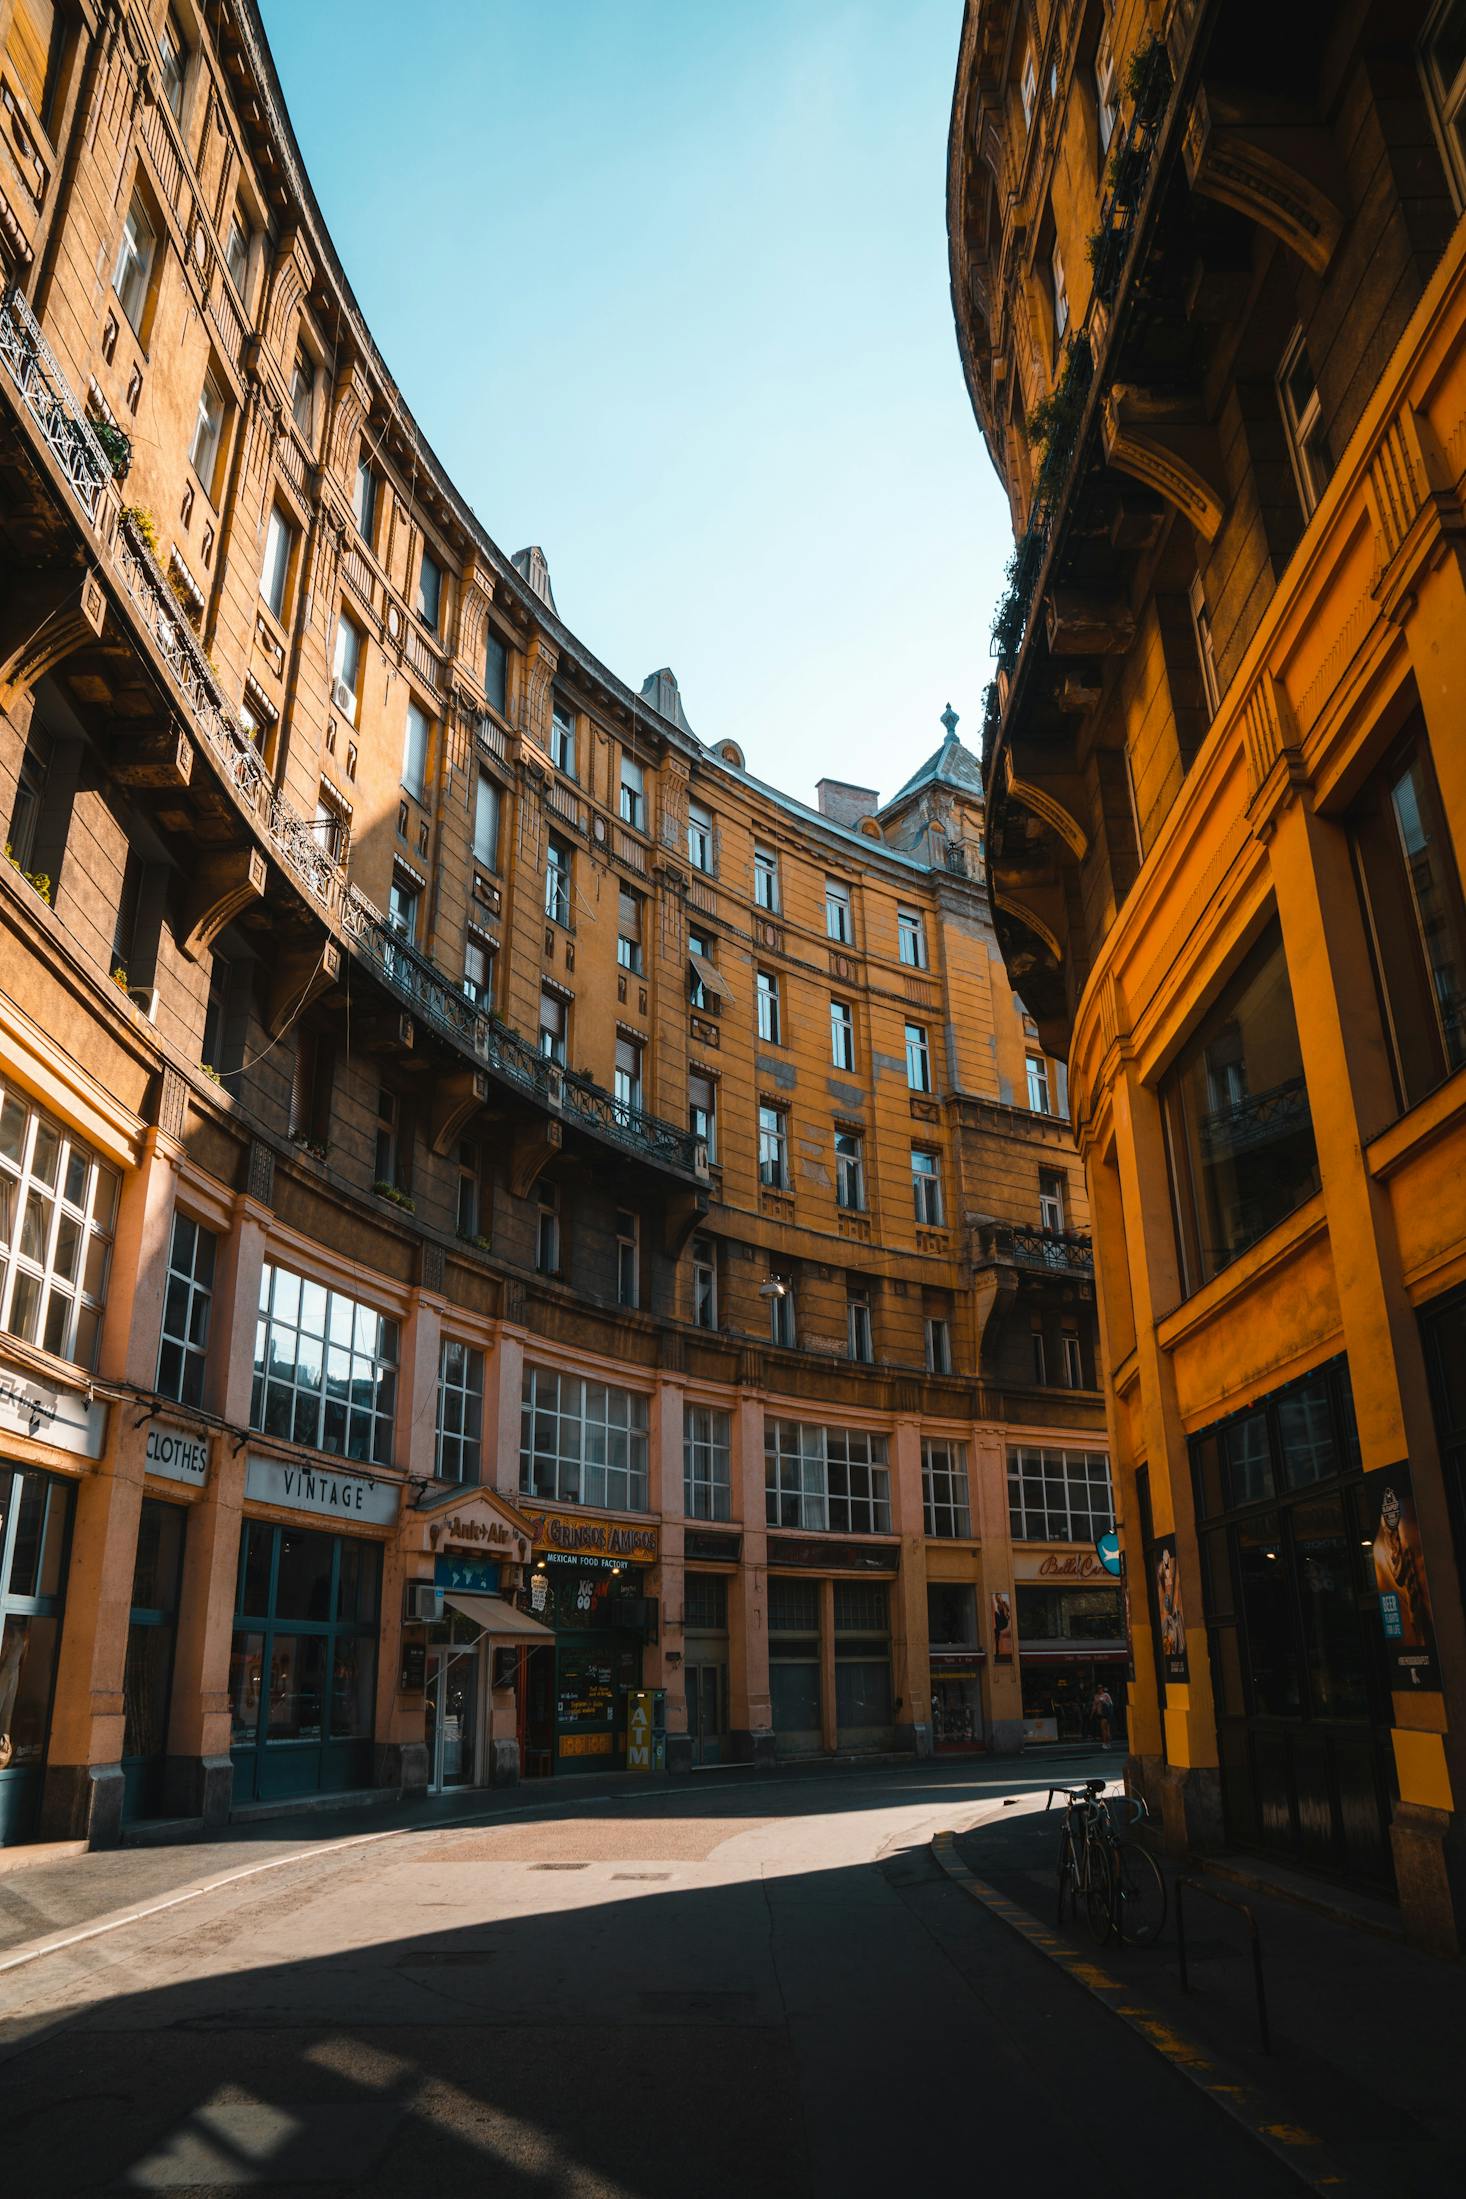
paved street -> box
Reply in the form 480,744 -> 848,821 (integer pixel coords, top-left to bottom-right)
0,1755 -> 1304,2197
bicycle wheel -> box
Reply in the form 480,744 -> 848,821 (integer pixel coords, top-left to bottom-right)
1112,1840 -> 1166,1945
1083,1833 -> 1114,1946
1056,1827 -> 1077,1924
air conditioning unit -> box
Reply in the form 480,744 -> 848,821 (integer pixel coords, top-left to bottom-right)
405,1580 -> 442,1623
332,678 -> 357,723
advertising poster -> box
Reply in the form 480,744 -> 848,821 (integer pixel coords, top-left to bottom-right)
991,1590 -> 1013,1662
1365,1462 -> 1439,1690
1154,1534 -> 1189,1683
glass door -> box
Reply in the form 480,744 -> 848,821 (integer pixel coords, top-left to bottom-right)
0,1467 -> 73,1848
121,1499 -> 186,1820
687,1663 -> 724,1767
426,1647 -> 479,1791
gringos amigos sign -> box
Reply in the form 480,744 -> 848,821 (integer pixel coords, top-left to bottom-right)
526,1509 -> 658,1560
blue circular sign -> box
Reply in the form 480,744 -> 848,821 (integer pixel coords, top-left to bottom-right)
1096,1530 -> 1123,1576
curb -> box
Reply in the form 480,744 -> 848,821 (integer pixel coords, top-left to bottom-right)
931,1830 -> 1352,2195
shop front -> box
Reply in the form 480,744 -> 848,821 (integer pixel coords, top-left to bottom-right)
1014,1551 -> 1128,1746
519,1507 -> 658,1776
123,1421 -> 211,1822
765,1536 -> 900,1758
927,1583 -> 985,1752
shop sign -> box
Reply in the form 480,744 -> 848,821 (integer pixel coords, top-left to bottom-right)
434,1552 -> 500,1593
1364,1461 -> 1439,1690
144,1422 -> 210,1489
766,1535 -> 899,1573
559,1733 -> 612,1757
245,1453 -> 399,1527
399,1640 -> 426,1693
685,1528 -> 742,1563
525,1508 -> 658,1560
0,1361 -> 107,1460
433,1511 -> 529,1564
1014,1550 -> 1111,1581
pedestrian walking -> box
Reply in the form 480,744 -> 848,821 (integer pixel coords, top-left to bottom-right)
1091,1683 -> 1115,1751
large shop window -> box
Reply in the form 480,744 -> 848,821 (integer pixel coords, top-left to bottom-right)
519,1365 -> 649,1512
1007,1447 -> 1113,1543
252,1265 -> 398,1466
765,1421 -> 891,1534
0,1466 -> 72,1845
1190,1355 -> 1395,1886
435,1339 -> 483,1485
769,1575 -> 821,1757
1160,919 -> 1320,1293
229,1522 -> 381,1803
834,1580 -> 894,1748
683,1405 -> 732,1522
922,1440 -> 972,1537
0,1078 -> 119,1370
1351,722 -> 1466,1111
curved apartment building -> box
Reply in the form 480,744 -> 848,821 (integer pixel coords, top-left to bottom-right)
953,0 -> 1466,1948
0,0 -> 1110,1845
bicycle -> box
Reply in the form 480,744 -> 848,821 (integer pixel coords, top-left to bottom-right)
1048,1779 -> 1167,1947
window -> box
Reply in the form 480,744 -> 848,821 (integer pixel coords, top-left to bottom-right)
485,629 -> 508,716
1020,42 -> 1038,124
1032,1326 -> 1048,1386
756,967 -> 781,1045
539,989 -> 567,1066
617,887 -> 644,973
225,209 -> 250,294
768,1275 -> 796,1348
436,1340 -> 483,1484
826,997 -> 856,1072
835,1128 -> 865,1211
1422,1 -> 1466,205
455,1138 -> 484,1237
290,349 -> 315,440
1189,571 -> 1221,720
614,1038 -> 642,1122
897,908 -> 926,968
463,935 -> 492,1007
758,1104 -> 788,1190
620,756 -> 645,830
1050,233 -> 1069,350
0,1080 -> 118,1370
1095,34 -> 1119,152
688,927 -> 716,1007
373,1086 -> 408,1191
401,699 -> 429,800
154,1212 -> 215,1407
6,0 -> 64,130
925,1316 -> 952,1374
923,1440 -> 971,1537
353,449 -> 376,541
260,504 -> 293,620
691,1235 -> 718,1329
471,769 -> 500,871
689,1073 -> 717,1164
112,195 -> 156,333
687,800 -> 714,873
684,1404 -> 732,1520
1278,327 -> 1333,518
1160,917 -> 1320,1293
765,1422 -> 891,1535
1061,1329 -> 1085,1388
1008,1447 -> 1114,1544
7,739 -> 46,874
754,844 -> 780,910
685,1573 -> 729,1629
1351,722 -> 1466,1110
520,1364 -> 649,1511
825,878 -> 853,943
332,613 -> 362,722
417,547 -> 442,632
1025,1053 -> 1051,1114
157,10 -> 185,117
536,1181 -> 560,1273
615,1208 -> 640,1309
912,1147 -> 943,1226
545,835 -> 571,927
905,1021 -> 931,1092
550,702 -> 575,778
847,1290 -> 873,1363
311,782 -> 348,863
251,1264 -> 397,1465
387,871 -> 419,946
1039,1168 -> 1067,1232
188,370 -> 225,491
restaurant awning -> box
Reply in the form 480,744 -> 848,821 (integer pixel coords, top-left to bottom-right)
444,1593 -> 555,1640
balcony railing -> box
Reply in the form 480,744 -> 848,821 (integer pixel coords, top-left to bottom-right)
1199,1076 -> 1311,1162
0,287 -> 704,1186
975,1222 -> 1094,1277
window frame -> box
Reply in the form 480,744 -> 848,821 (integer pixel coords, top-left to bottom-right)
897,908 -> 927,968
1277,325 -> 1332,520
905,1021 -> 931,1092
758,1103 -> 789,1190
922,1438 -> 971,1537
0,1077 -> 119,1371
251,1262 -> 398,1467
912,1147 -> 943,1227
753,845 -> 780,911
519,1363 -> 650,1513
830,997 -> 855,1071
113,192 -> 157,336
687,800 -> 715,874
260,503 -> 294,622
683,1403 -> 732,1520
825,877 -> 853,943
435,1338 -> 484,1485
756,967 -> 782,1046
835,1127 -> 865,1212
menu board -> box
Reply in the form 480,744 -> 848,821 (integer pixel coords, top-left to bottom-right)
557,1658 -> 613,1727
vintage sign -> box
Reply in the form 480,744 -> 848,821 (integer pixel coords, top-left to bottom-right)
525,1508 -> 658,1561
144,1423 -> 210,1489
0,1360 -> 107,1460
245,1454 -> 399,1527
1014,1550 -> 1112,1581
441,1512 -> 525,1556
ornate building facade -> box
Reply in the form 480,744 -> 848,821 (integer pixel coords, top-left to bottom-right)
952,0 -> 1466,1948
0,0 -> 1109,1847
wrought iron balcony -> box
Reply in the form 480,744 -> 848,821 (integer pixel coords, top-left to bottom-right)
974,1222 -> 1094,1277
0,285 -> 706,1187
1198,1076 -> 1311,1163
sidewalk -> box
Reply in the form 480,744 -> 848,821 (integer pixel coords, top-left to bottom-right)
953,1799 -> 1466,2197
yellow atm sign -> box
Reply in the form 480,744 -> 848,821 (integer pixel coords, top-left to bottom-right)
627,1689 -> 654,1773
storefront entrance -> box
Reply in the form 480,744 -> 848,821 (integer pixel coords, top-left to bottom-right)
0,1464 -> 73,1846
519,1555 -> 648,1774
229,1520 -> 382,1804
121,1497 -> 187,1821
686,1663 -> 724,1767
928,1584 -> 984,1752
425,1643 -> 480,1792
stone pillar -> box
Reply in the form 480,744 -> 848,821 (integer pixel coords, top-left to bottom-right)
890,1416 -> 931,1757
727,1387 -> 772,1760
97,1126 -> 178,1389
652,1376 -> 689,1771
819,1576 -> 837,1755
489,1326 -> 525,1500
376,1288 -> 441,1798
972,1421 -> 1022,1752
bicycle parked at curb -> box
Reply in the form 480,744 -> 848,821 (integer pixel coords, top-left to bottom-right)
1048,1779 -> 1167,1948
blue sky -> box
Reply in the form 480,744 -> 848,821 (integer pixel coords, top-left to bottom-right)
258,0 -> 1012,806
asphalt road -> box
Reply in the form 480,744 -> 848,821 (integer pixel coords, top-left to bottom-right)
0,1753 -> 1303,2197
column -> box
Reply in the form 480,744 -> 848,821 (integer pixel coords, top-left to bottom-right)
728,1387 -> 772,1760
818,1576 -> 837,1755
377,1287 -> 442,1797
971,1421 -> 1022,1753
652,1374 -> 689,1771
890,1416 -> 931,1757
